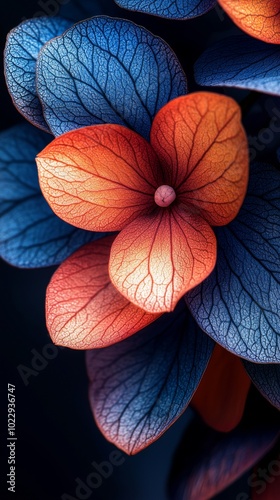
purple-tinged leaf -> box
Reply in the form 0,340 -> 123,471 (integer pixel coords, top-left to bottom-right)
36,16 -> 187,139
195,35 -> 280,96
244,362 -> 280,411
169,416 -> 279,500
86,301 -> 214,454
114,0 -> 216,19
186,163 -> 280,363
0,123 -> 106,268
4,17 -> 72,132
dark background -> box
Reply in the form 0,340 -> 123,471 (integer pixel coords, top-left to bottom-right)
0,1 -> 265,498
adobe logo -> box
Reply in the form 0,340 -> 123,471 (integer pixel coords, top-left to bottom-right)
61,450 -> 126,499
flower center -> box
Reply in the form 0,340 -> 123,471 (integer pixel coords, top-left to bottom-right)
154,185 -> 176,207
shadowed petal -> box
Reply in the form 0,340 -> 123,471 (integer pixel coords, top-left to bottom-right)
195,35 -> 280,96
109,206 -> 216,313
36,124 -> 162,232
219,0 -> 280,44
244,362 -> 280,410
151,92 -> 249,226
46,236 -> 160,349
169,415 -> 280,500
191,344 -> 251,432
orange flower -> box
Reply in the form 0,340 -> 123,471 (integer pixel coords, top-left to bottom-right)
36,92 -> 248,344
219,0 -> 280,44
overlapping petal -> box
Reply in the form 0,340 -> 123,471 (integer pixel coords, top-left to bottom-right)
219,0 -> 280,44
86,302 -> 214,454
36,124 -> 162,232
169,416 -> 280,500
109,207 -> 216,313
4,17 -> 72,132
0,123 -> 101,268
151,93 -> 249,226
36,16 -> 187,139
46,236 -> 160,349
186,163 -> 280,363
114,0 -> 217,19
191,345 -> 251,432
244,362 -> 280,410
195,35 -> 280,96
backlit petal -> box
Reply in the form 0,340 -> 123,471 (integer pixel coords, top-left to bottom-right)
219,0 -> 280,44
109,207 -> 217,313
151,92 -> 249,226
191,344 -> 251,432
36,124 -> 162,231
46,236 -> 159,348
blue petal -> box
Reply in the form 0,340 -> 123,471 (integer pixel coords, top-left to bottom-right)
195,35 -> 280,96
186,163 -> 280,363
244,362 -> 280,410
169,415 -> 279,500
86,301 -> 214,454
4,17 -> 72,132
114,0 -> 216,19
36,16 -> 187,139
0,124 -> 105,268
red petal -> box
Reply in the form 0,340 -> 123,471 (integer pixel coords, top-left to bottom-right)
36,124 -> 162,231
219,0 -> 280,44
252,469 -> 280,500
46,236 -> 160,349
109,206 -> 217,313
191,344 -> 251,432
151,92 -> 249,226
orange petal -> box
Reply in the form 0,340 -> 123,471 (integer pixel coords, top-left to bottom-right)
219,0 -> 280,44
151,92 -> 249,226
36,124 -> 162,231
109,206 -> 217,313
191,344 -> 251,432
46,235 -> 160,349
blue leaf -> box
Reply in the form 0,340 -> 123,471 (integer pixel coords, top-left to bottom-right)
4,17 -> 72,132
195,35 -> 280,96
86,301 -> 214,454
0,123 -> 106,268
244,362 -> 280,411
186,163 -> 280,363
114,0 -> 216,19
169,415 -> 279,500
36,16 -> 187,139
